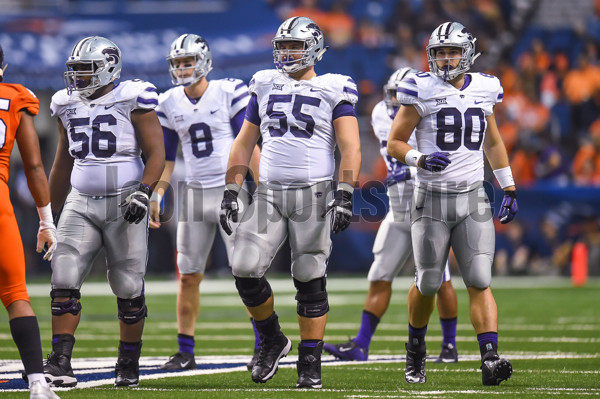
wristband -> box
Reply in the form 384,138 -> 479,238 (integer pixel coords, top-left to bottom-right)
225,183 -> 242,193
37,203 -> 55,230
150,192 -> 162,204
493,166 -> 515,189
405,149 -> 424,168
337,182 -> 354,194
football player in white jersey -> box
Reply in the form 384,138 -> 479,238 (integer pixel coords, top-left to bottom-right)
219,16 -> 361,388
323,67 -> 460,364
388,22 -> 517,385
149,33 -> 260,371
45,36 -> 165,388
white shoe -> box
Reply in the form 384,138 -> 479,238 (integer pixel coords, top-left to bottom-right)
30,381 -> 61,399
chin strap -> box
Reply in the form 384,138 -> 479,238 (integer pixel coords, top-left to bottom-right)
315,46 -> 329,62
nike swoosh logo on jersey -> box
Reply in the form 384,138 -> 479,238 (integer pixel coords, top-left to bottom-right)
474,100 -> 484,104
210,109 -> 219,114
310,88 -> 321,92
180,360 -> 190,368
105,104 -> 115,109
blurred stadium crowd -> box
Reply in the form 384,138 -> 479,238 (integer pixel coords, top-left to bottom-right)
3,0 -> 599,278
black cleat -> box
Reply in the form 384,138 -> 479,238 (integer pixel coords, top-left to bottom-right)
43,352 -> 77,388
434,343 -> 458,363
115,341 -> 142,387
160,352 -> 196,370
251,334 -> 292,383
481,353 -> 512,386
405,343 -> 426,384
246,347 -> 260,372
296,341 -> 323,388
323,339 -> 368,361
115,357 -> 139,387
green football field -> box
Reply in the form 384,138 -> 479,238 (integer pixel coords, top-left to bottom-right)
1,276 -> 599,398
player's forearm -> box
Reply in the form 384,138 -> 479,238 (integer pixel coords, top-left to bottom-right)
226,141 -> 254,187
484,141 -> 510,171
153,160 -> 175,197
338,147 -> 361,187
24,164 -> 50,207
140,152 -> 165,190
48,167 -> 72,213
387,139 -> 413,164
248,145 -> 261,185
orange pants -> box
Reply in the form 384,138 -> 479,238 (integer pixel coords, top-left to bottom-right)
0,181 -> 28,308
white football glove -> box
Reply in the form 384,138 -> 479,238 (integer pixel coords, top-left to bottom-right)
36,204 -> 57,261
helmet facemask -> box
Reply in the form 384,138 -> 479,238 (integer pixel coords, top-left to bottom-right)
167,54 -> 211,87
273,39 -> 314,74
427,44 -> 472,81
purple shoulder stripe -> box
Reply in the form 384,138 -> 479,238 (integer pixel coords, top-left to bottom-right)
231,92 -> 249,106
497,93 -> 504,99
344,87 -> 358,96
235,82 -> 246,90
156,111 -> 166,118
137,97 -> 158,105
404,78 -> 416,84
145,87 -> 157,92
398,87 -> 417,97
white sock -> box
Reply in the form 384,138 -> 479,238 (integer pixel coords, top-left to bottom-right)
27,373 -> 48,388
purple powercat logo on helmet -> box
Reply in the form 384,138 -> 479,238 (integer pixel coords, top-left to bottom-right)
306,23 -> 322,39
461,27 -> 474,41
102,47 -> 120,64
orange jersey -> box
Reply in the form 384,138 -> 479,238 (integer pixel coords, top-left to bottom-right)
0,83 -> 38,307
0,83 -> 39,183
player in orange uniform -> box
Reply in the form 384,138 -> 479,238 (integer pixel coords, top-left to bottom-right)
0,45 -> 60,399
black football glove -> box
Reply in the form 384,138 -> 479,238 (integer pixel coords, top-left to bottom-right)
120,183 -> 152,224
321,182 -> 354,234
219,184 -> 241,236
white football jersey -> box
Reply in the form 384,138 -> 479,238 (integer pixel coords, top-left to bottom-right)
50,80 -> 158,196
397,72 -> 503,192
371,100 -> 417,210
249,69 -> 358,187
157,79 -> 249,188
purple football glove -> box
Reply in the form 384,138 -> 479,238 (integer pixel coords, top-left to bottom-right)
385,167 -> 412,186
498,190 -> 518,224
418,152 -> 451,172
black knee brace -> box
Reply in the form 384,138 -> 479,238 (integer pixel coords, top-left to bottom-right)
117,295 -> 148,324
294,277 -> 329,318
234,276 -> 272,308
50,289 -> 82,316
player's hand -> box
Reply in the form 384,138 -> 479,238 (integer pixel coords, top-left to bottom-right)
120,183 -> 152,224
37,222 -> 57,261
321,183 -> 353,234
418,152 -> 451,172
498,190 -> 518,224
219,184 -> 241,236
149,198 -> 161,229
385,167 -> 412,186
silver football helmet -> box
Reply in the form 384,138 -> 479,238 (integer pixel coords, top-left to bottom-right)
64,36 -> 122,97
383,67 -> 418,114
426,22 -> 481,81
167,33 -> 213,86
272,16 -> 328,74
